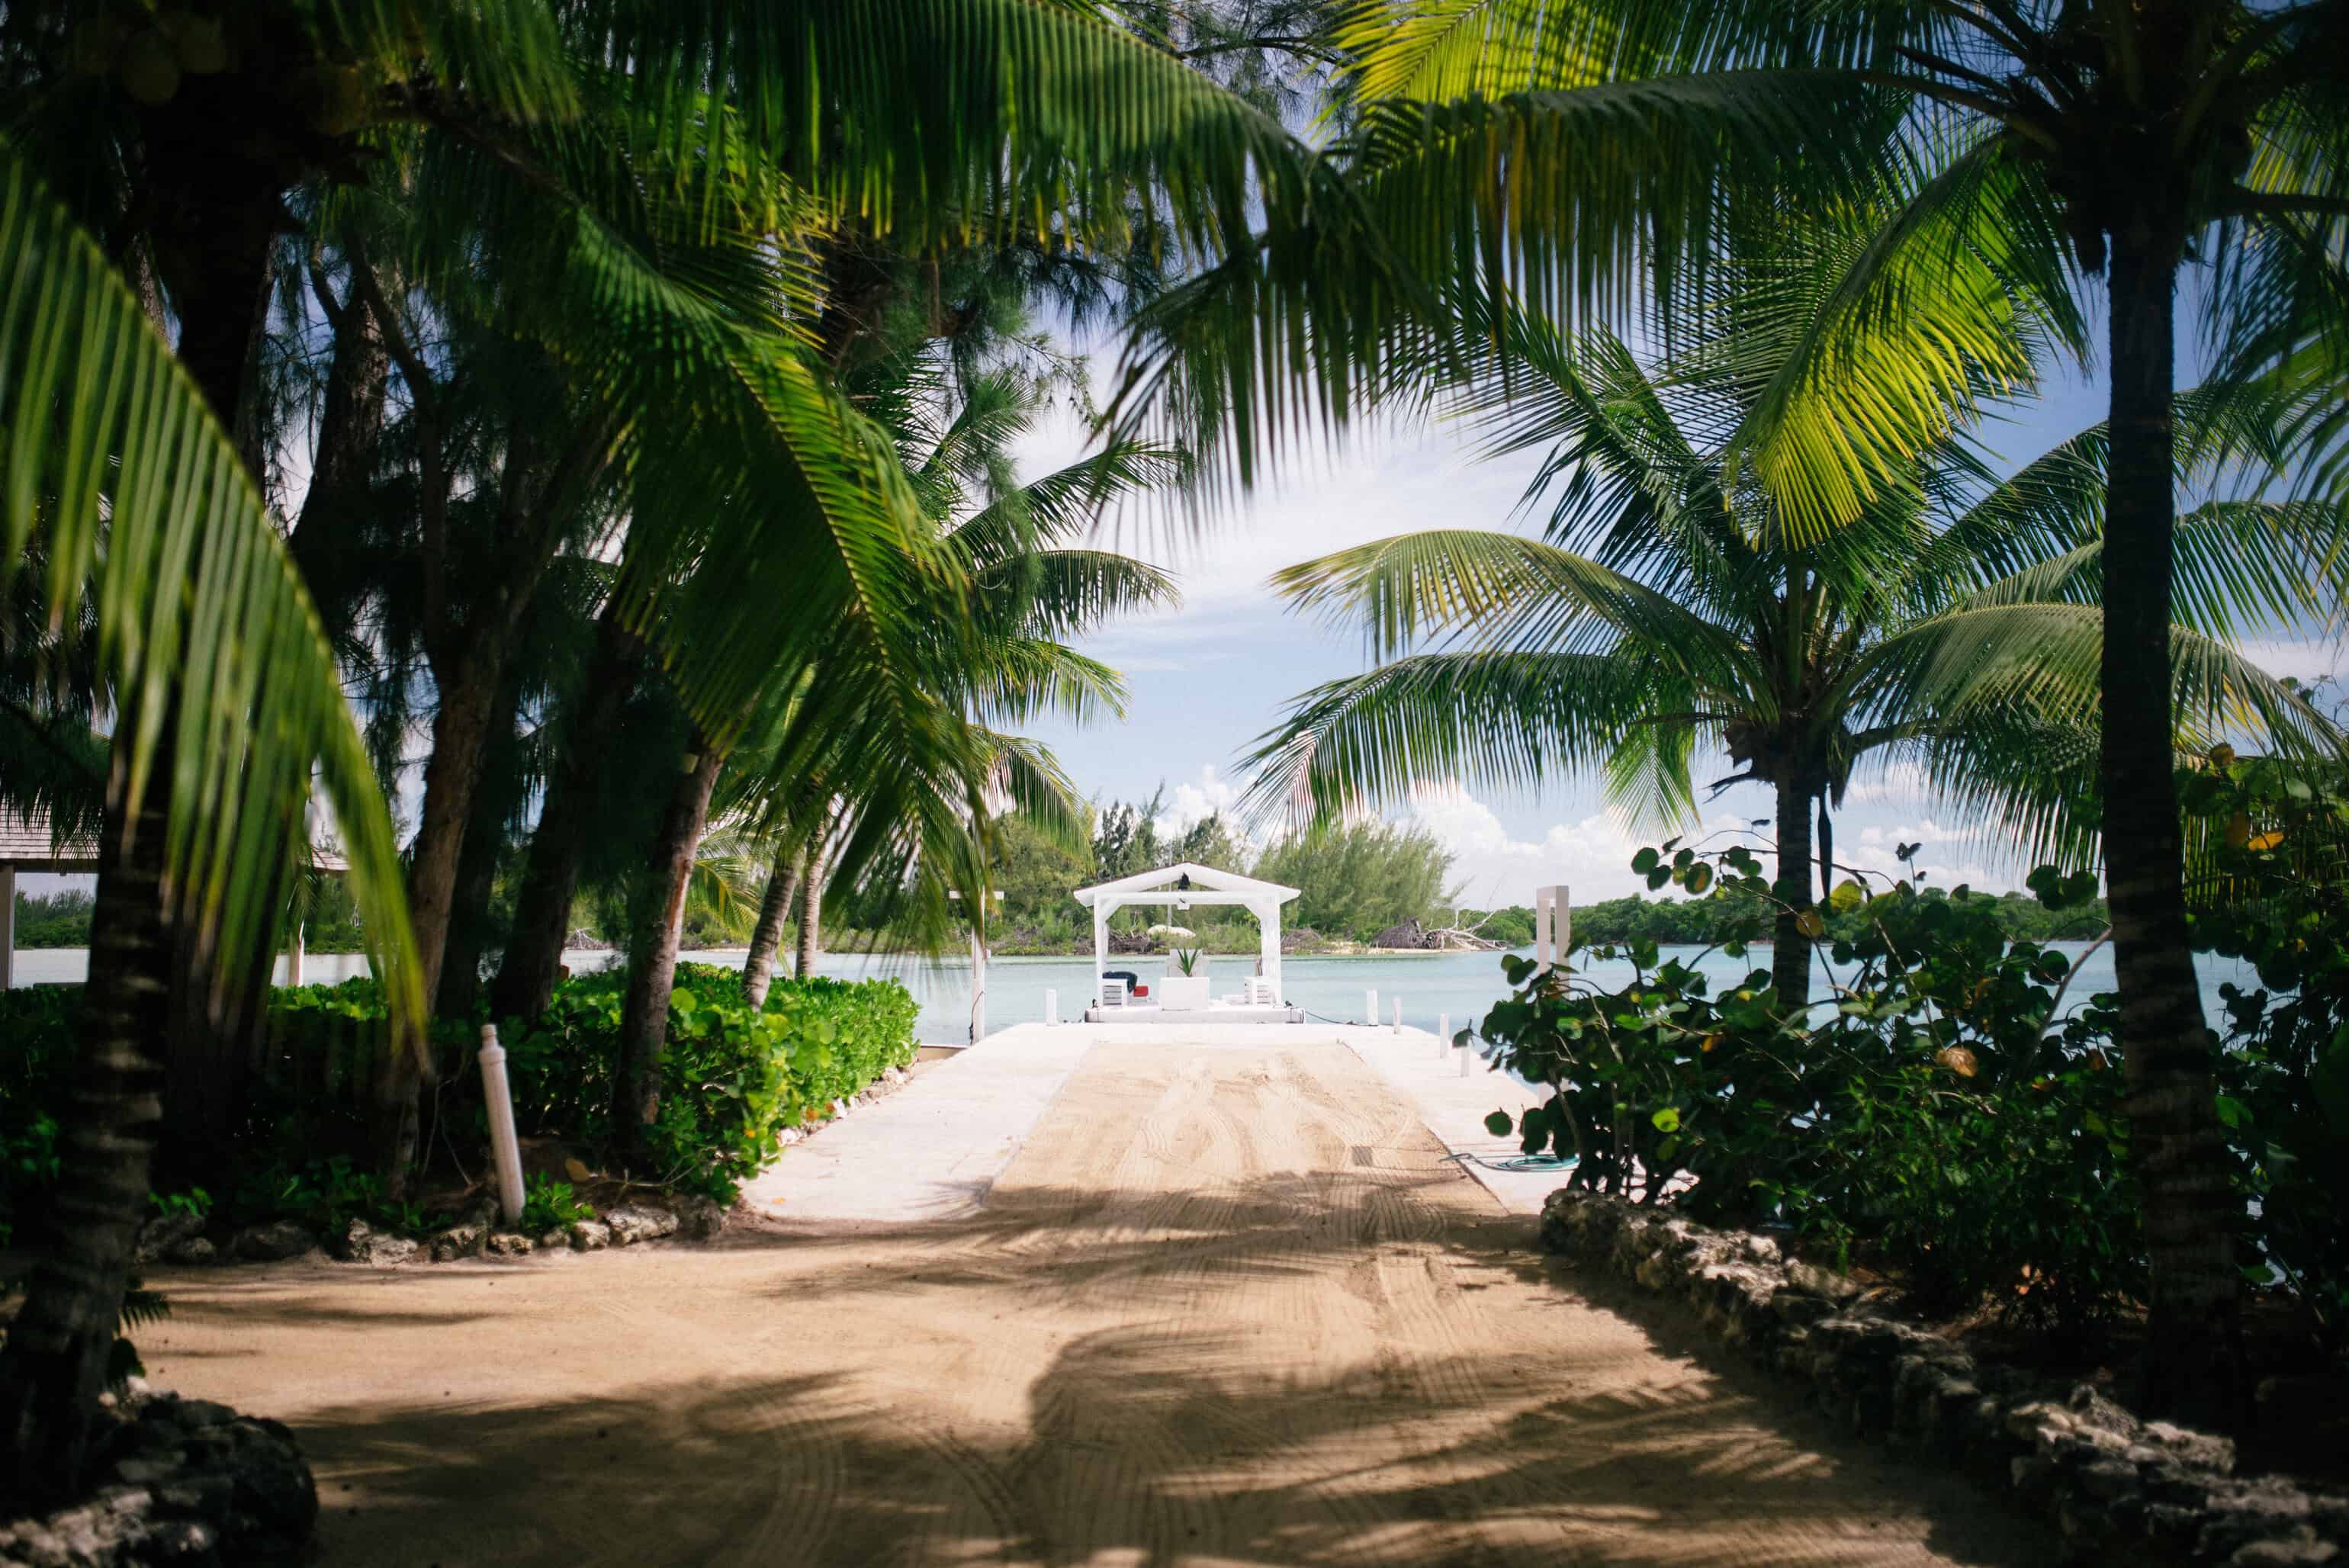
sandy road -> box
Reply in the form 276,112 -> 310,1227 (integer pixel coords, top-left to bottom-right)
144,1041 -> 2051,1566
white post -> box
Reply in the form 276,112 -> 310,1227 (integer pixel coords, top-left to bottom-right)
1534,884 -> 1570,977
288,921 -> 306,988
1094,904 -> 1110,1017
0,866 -> 14,991
1364,988 -> 1377,1027
1438,1012 -> 1450,1059
1043,987 -> 1058,1026
1256,898 -> 1283,999
1460,1033 -> 1477,1076
477,1024 -> 526,1226
1393,998 -> 1403,1034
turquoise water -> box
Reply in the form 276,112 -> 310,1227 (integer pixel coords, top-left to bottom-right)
12,941 -> 2266,1045
795,942 -> 2270,1045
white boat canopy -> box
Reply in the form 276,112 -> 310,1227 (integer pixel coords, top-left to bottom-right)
1072,862 -> 1300,1001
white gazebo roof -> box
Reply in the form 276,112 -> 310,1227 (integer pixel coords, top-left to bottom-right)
1072,861 -> 1299,908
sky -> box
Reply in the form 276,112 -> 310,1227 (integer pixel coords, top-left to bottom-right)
1004,337 -> 2344,911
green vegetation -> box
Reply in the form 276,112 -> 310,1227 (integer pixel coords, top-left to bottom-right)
1478,832 -> 2343,1358
8,892 -> 90,949
0,963 -> 919,1253
0,0 -> 2340,1496
971,796 -> 1457,953
1570,887 -> 2111,949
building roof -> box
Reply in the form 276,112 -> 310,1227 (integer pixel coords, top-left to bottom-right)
1072,861 -> 1300,907
0,808 -> 99,870
0,805 -> 349,873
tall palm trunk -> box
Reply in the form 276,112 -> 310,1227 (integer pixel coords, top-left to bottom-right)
376,656 -> 506,1190
1770,771 -> 1815,1011
2103,224 -> 2241,1423
0,746 -> 172,1504
741,853 -> 804,1009
612,729 -> 726,1164
493,612 -> 644,1022
0,124 -> 281,1493
793,827 -> 831,979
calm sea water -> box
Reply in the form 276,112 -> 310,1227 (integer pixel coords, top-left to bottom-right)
5,941 -> 2272,1045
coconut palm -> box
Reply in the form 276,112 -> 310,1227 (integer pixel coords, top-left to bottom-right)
1247,289 -> 2340,1014
0,161 -> 419,1506
1281,0 -> 2349,1424
0,0 -> 1399,1494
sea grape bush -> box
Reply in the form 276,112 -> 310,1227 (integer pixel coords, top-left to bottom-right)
1475,837 -> 2142,1341
2184,753 -> 2349,1353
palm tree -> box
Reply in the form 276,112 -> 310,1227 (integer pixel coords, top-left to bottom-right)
1248,300 -> 2338,1013
1120,0 -> 2347,1425
0,161 -> 419,1506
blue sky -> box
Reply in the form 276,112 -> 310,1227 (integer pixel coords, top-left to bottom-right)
1008,336 -> 2341,908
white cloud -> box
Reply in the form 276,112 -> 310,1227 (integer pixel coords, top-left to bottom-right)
1401,785 -> 1757,905
1155,766 -> 1242,838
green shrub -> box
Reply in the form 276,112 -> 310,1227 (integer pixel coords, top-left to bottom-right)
519,1173 -> 595,1232
2,958 -> 921,1223
1477,840 -> 2142,1345
2184,754 -> 2349,1353
0,988 -> 77,1245
503,962 -> 919,1201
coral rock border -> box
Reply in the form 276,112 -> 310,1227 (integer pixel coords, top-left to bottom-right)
0,1382 -> 314,1567
1539,1190 -> 2347,1567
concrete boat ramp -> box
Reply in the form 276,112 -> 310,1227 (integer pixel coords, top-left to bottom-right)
741,1020 -> 1566,1224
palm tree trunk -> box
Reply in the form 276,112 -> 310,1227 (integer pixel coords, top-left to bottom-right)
1771,775 -> 1814,1011
793,828 -> 831,979
375,652 -> 506,1191
492,612 -> 644,1023
0,749 -> 172,1504
0,131 -> 278,1496
2104,227 -> 2242,1424
612,728 -> 727,1164
741,853 -> 804,1009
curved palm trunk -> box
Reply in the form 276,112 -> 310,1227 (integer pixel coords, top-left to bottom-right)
612,729 -> 727,1165
793,830 -> 831,979
493,615 -> 644,1022
741,853 -> 804,1009
1771,775 -> 1815,1012
2104,231 -> 2241,1423
0,750 -> 172,1504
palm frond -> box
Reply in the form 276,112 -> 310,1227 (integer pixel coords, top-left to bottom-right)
0,149 -> 421,1048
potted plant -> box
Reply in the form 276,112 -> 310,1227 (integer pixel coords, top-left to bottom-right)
1161,944 -> 1211,1011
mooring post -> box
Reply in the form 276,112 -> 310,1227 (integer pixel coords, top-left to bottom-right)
1364,988 -> 1377,1027
1438,1012 -> 1450,1059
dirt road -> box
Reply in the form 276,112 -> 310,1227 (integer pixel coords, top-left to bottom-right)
146,1041 -> 2049,1565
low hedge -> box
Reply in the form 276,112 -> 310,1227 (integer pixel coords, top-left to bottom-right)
500,962 -> 921,1200
0,961 -> 921,1235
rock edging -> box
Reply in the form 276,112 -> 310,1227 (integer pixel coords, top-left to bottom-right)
133,1190 -> 734,1274
0,1381 -> 314,1567
1538,1190 -> 2347,1566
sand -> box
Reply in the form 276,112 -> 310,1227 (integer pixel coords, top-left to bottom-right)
142,1039 -> 2052,1566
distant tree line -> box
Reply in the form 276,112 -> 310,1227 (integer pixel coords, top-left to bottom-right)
943,788 -> 1458,952
1570,885 -> 2112,949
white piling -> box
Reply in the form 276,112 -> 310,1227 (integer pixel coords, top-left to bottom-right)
1459,1035 -> 1476,1077
1043,987 -> 1058,1026
1438,1013 -> 1450,1059
1393,998 -> 1403,1034
1365,988 -> 1377,1027
477,1025 -> 526,1226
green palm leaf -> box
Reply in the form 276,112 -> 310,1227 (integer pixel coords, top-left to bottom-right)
0,149 -> 421,1048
